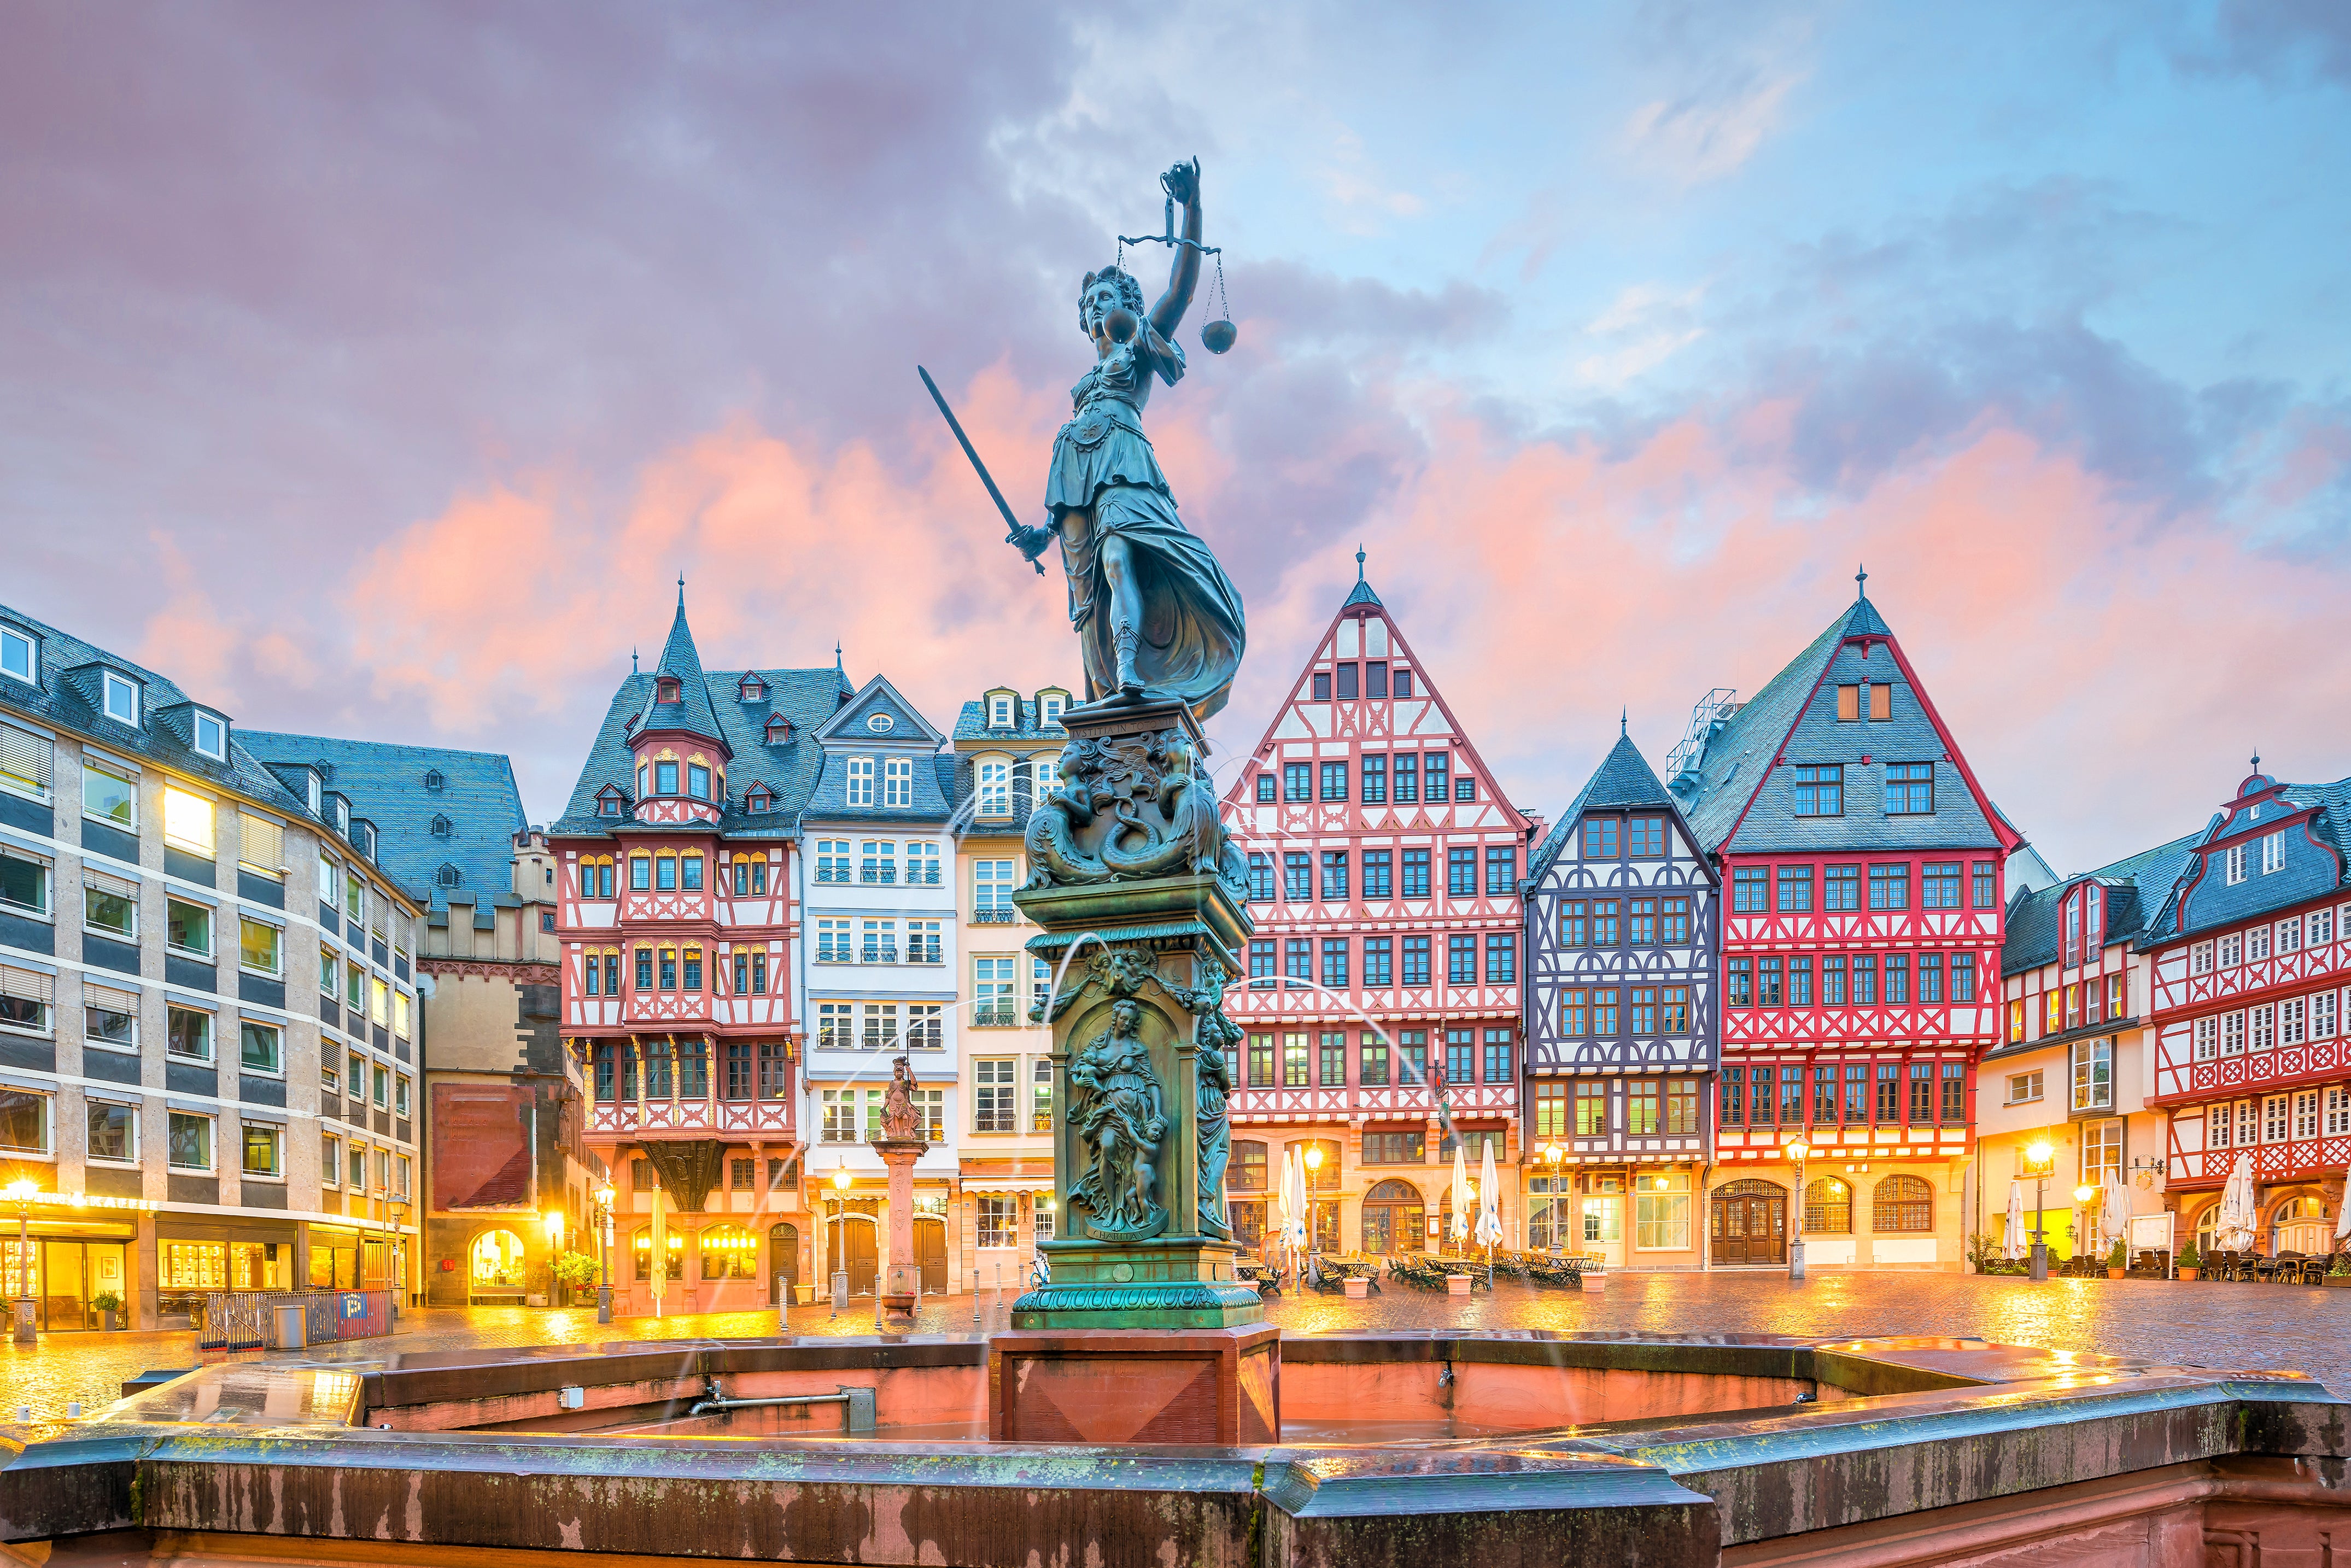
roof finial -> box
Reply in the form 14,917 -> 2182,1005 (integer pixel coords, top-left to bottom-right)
631,647 -> 639,674
1621,706 -> 1628,738
834,639 -> 844,673
1856,563 -> 1868,600
1356,544 -> 1366,583
676,573 -> 686,610
2252,750 -> 2261,771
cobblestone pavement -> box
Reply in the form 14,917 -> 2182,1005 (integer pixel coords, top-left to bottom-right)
7,1271 -> 2346,1423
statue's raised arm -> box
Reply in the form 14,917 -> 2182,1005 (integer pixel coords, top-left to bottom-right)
1148,160 -> 1204,342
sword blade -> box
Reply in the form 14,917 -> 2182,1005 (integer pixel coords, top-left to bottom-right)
918,366 -> 1043,573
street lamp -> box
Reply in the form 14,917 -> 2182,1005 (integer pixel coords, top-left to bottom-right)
592,1182 -> 616,1325
829,1163 -> 851,1319
5,1178 -> 37,1344
2021,1139 -> 2057,1281
542,1210 -> 565,1310
1784,1140 -> 1810,1280
2073,1182 -> 2098,1269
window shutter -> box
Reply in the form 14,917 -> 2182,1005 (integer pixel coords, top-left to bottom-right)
84,867 -> 140,902
82,981 -> 138,1014
0,723 -> 50,795
0,966 -> 53,1005
238,813 -> 285,874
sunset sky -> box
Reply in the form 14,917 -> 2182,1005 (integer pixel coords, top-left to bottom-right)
6,2 -> 2348,875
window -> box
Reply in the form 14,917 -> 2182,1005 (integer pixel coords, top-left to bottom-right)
1283,1033 -> 1310,1087
1884,763 -> 1934,814
988,693 -> 1013,728
1283,762 -> 1310,801
1825,864 -> 1859,911
906,920 -> 941,964
1360,1033 -> 1389,1085
1868,863 -> 1909,910
1805,1177 -> 1851,1233
82,762 -> 135,829
1852,953 -> 1877,1005
1820,953 -> 1844,1005
1582,817 -> 1619,859
1361,754 -> 1386,803
238,1019 -> 281,1075
1447,934 -> 1476,985
1447,847 -> 1476,897
905,841 -> 940,886
1424,752 -> 1448,800
1362,1130 -> 1422,1164
1248,938 -> 1276,986
1627,1078 -> 1659,1135
1575,1081 -> 1607,1136
1401,848 -> 1430,898
238,917 -> 281,976
1486,932 -> 1514,984
1923,862 -> 1961,910
1793,765 -> 1843,816
1253,773 -> 1276,804
1755,962 -> 1780,1009
88,1100 -> 136,1163
1662,897 -> 1692,944
1401,935 -> 1430,986
2261,832 -> 2285,875
1244,853 -> 1273,902
1321,851 -> 1348,900
1883,953 -> 1908,1004
168,1111 -> 212,1171
1787,959 -> 1811,1007
1320,1032 -> 1347,1086
1444,1031 -> 1474,1084
1282,852 -> 1310,903
1362,851 -> 1391,899
1311,671 -> 1331,701
977,760 -> 1009,816
1285,939 -> 1311,983
1394,754 -> 1418,802
2225,843 -> 2247,885
859,841 -> 896,885
1919,953 -> 1942,1003
1733,867 -> 1767,912
101,670 -> 139,726
884,757 -> 913,808
166,1005 -> 212,1062
1727,957 -> 1752,1008
973,859 -> 1015,917
1481,845 -> 1514,894
974,956 -> 1016,1026
242,1121 -> 282,1178
1635,1171 -> 1691,1250
1593,988 -> 1620,1035
0,722 -> 49,803
0,625 -> 32,684
1483,1031 -> 1512,1083
1319,760 -> 1347,801
2004,1069 -> 2044,1105
1320,938 -> 1349,990
1592,900 -> 1619,945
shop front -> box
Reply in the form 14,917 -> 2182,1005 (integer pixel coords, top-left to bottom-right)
156,1218 -> 301,1322
0,1224 -> 137,1331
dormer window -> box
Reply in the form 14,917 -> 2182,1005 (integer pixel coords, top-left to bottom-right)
746,786 -> 774,814
1039,692 -> 1067,729
846,757 -> 876,808
191,711 -> 226,760
436,863 -> 461,887
305,773 -> 321,813
656,676 -> 682,704
978,758 -> 1010,816
596,787 -> 624,818
334,799 -> 349,833
430,815 -> 453,838
739,676 -> 767,701
0,624 -> 36,686
764,715 -> 794,744
987,693 -> 1013,728
687,764 -> 711,800
424,769 -> 446,792
101,670 -> 139,727
654,760 -> 679,795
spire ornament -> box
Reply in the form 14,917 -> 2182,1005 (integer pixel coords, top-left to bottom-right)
1856,563 -> 1869,600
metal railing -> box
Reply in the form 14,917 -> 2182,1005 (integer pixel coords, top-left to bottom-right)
194,1288 -> 396,1350
972,1007 -> 1017,1028
971,908 -> 1015,925
859,869 -> 897,884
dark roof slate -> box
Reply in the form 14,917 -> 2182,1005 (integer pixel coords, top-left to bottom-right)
1527,732 -> 1679,882
2136,776 -> 2351,947
630,589 -> 729,749
243,731 -> 527,913
551,663 -> 852,840
802,678 -> 951,824
951,695 -> 1072,745
1999,828 -> 2202,976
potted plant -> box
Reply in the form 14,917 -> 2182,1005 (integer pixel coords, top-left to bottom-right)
90,1290 -> 122,1331
2327,1252 -> 2351,1288
551,1250 -> 599,1306
2106,1238 -> 2128,1280
2176,1241 -> 2200,1282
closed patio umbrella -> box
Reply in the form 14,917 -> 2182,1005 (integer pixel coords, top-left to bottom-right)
1477,1138 -> 1504,1253
1450,1142 -> 1471,1251
2336,1166 -> 2351,1244
2102,1174 -> 2132,1264
2003,1180 -> 2026,1261
2217,1153 -> 2256,1253
1287,1146 -> 1309,1257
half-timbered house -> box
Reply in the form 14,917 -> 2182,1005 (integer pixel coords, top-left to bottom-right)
1987,833 -> 2196,1261
1670,577 -> 2016,1270
1520,727 -> 1718,1269
549,589 -> 843,1314
1219,555 -> 1535,1256
2143,761 -> 2351,1259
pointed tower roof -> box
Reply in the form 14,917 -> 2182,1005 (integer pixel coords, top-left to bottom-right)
1342,545 -> 1383,609
1527,729 -> 1683,882
633,579 -> 729,751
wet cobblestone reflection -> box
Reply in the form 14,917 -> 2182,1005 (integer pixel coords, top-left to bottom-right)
9,1272 -> 2347,1425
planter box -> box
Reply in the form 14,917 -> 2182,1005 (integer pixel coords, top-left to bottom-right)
1580,1272 -> 1609,1291
2324,1274 -> 2351,1288
1342,1277 -> 1369,1300
1446,1275 -> 1471,1296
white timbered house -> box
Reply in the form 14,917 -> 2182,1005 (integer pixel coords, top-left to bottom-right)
1520,728 -> 1718,1268
1218,557 -> 1535,1256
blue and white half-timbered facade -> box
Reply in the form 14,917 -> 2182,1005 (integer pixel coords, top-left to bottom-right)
1520,729 -> 1717,1268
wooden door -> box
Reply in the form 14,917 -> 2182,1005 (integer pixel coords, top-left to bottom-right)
1711,1190 -> 1785,1266
837,1218 -> 877,1295
914,1217 -> 947,1294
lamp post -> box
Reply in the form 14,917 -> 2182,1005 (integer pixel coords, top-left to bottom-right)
2073,1182 -> 2098,1271
1542,1142 -> 1565,1253
593,1182 -> 616,1324
542,1209 -> 565,1308
2022,1139 -> 2056,1281
829,1164 -> 850,1319
1784,1140 -> 1810,1280
1303,1144 -> 1324,1274
5,1178 -> 38,1344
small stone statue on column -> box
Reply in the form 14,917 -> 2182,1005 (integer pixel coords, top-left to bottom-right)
870,1056 -> 930,1330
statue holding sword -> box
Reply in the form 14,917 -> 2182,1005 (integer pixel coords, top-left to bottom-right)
921,159 -> 1246,724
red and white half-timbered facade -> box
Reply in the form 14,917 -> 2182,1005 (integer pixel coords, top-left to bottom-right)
1218,561 -> 1535,1256
550,591 -> 842,1313
2144,763 -> 2351,1257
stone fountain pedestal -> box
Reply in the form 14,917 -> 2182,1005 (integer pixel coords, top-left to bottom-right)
871,1137 -> 927,1331
990,692 -> 1274,1442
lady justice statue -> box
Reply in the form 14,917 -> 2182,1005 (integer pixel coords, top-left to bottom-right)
1002,160 -> 1247,723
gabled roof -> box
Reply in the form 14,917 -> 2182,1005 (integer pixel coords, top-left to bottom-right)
952,694 -> 1068,745
243,732 -> 527,914
815,675 -> 948,748
803,676 -> 951,824
1341,545 -> 1382,609
2001,828 -> 2203,976
1527,729 -> 1687,883
0,598 -> 308,817
1671,586 -> 2016,858
629,586 -> 728,750
2135,772 -> 2351,948
551,662 -> 852,840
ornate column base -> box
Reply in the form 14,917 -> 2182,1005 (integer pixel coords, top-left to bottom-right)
1013,1237 -> 1264,1330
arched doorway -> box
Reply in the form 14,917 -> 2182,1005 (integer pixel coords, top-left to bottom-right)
2272,1193 -> 2330,1256
1710,1180 -> 1786,1266
1362,1180 -> 1425,1254
914,1215 -> 947,1294
469,1230 -> 528,1302
769,1223 -> 800,1304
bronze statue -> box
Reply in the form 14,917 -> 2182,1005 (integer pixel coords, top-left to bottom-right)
1007,161 -> 1247,722
1066,999 -> 1168,1238
1166,958 -> 1238,1239
877,1055 -> 924,1143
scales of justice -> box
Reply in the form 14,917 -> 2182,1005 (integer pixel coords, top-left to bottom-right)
919,160 -> 1275,1444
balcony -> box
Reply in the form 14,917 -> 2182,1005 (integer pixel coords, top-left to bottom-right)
859,946 -> 900,966
861,869 -> 897,885
814,869 -> 850,885
972,908 -> 1015,925
972,1006 -> 1017,1028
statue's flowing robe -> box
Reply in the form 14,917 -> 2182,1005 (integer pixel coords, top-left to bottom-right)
1046,331 -> 1245,723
